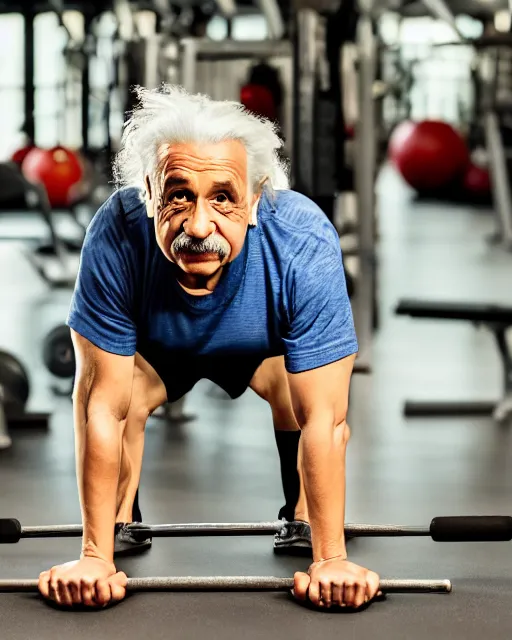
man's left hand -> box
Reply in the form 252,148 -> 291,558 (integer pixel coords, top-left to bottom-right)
293,558 -> 380,609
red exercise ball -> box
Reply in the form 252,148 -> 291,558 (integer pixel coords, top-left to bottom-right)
463,162 -> 491,197
22,146 -> 83,208
389,120 -> 470,192
10,144 -> 36,168
388,121 -> 416,161
240,83 -> 277,121
345,124 -> 355,139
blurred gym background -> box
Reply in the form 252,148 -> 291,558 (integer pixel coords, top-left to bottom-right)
1,0 -> 512,449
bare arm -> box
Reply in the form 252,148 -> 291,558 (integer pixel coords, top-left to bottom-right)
72,329 -> 135,563
287,354 -> 355,563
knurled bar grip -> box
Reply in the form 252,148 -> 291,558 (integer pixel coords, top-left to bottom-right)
0,577 -> 452,593
1,516 -> 511,543
0,520 -> 286,543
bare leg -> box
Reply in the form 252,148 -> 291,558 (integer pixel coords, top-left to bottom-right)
116,353 -> 167,524
250,357 -> 309,523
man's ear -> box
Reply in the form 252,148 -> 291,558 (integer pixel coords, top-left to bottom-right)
249,177 -> 267,226
250,195 -> 260,226
144,175 -> 154,218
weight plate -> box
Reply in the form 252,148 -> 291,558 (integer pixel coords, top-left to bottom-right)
42,325 -> 75,378
0,351 -> 30,412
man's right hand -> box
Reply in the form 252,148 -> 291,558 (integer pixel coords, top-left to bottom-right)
38,557 -> 127,608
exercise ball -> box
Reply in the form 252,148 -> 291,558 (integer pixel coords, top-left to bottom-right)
388,121 -> 416,160
246,63 -> 283,118
240,84 -> 277,121
22,146 -> 83,208
389,120 -> 469,192
463,162 -> 491,197
10,144 -> 36,168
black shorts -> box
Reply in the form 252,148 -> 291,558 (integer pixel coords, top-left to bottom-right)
139,346 -> 268,403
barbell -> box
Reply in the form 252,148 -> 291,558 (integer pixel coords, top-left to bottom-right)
1,515 -> 511,544
0,576 -> 452,594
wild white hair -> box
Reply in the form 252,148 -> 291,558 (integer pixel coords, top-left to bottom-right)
113,84 -> 290,224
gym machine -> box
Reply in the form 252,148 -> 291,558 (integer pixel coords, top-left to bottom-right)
292,0 -> 379,372
405,21 -> 512,248
477,38 -> 512,251
391,8 -> 512,422
0,163 -> 83,289
354,0 -> 379,368
167,37 -> 293,153
0,7 -> 117,288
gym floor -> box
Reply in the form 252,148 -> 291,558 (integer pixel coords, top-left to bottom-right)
1,166 -> 511,639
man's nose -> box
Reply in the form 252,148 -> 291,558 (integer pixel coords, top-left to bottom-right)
183,200 -> 216,239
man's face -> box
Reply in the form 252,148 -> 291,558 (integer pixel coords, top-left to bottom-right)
147,140 -> 257,282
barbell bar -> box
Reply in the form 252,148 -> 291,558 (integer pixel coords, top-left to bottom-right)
1,516 -> 511,544
0,576 -> 452,593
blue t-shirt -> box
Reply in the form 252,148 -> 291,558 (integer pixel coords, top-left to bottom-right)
68,187 -> 358,385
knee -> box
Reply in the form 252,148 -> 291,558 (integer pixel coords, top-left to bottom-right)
250,357 -> 286,405
128,363 -> 166,425
337,420 -> 351,446
272,403 -> 298,431
132,353 -> 167,414
124,401 -> 150,437
130,402 -> 151,425
251,373 -> 272,404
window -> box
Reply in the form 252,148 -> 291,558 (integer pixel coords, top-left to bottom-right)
34,12 -> 68,148
0,14 -> 24,160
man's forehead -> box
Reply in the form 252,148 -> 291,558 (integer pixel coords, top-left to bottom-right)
156,141 -> 247,173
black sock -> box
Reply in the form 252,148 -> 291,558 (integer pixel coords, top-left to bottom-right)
274,430 -> 301,522
132,488 -> 142,523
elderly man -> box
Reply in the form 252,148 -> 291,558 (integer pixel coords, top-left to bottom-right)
38,85 -> 379,610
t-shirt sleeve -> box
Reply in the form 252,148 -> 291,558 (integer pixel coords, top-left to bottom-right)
67,196 -> 137,356
283,236 -> 358,374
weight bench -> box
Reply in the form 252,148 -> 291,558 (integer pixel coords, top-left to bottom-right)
0,404 -> 49,450
395,299 -> 512,421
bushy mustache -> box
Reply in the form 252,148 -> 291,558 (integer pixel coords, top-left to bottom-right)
171,232 -> 230,262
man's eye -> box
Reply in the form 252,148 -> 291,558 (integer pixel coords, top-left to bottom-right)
214,193 -> 229,204
170,190 -> 190,202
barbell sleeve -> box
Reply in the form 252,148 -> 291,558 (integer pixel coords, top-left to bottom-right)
0,518 -> 22,543
0,576 -> 452,593
429,516 -> 512,542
